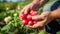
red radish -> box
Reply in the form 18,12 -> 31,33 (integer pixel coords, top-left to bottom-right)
33,20 -> 38,24
28,21 -> 34,26
20,10 -> 38,25
31,11 -> 37,16
27,15 -> 32,21
30,10 -> 34,14
21,14 -> 27,20
22,20 -> 28,25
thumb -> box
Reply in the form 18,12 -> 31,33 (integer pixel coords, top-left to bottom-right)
24,8 -> 30,14
32,15 -> 44,20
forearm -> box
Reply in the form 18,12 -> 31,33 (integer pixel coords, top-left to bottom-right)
51,8 -> 60,19
32,0 -> 49,7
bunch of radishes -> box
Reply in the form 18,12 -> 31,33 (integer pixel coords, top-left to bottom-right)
20,10 -> 38,26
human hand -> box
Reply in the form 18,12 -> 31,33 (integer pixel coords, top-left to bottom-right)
19,2 -> 40,20
26,11 -> 54,28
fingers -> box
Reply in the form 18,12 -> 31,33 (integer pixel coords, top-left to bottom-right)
41,11 -> 50,16
19,9 -> 24,20
26,20 -> 46,28
19,6 -> 30,20
26,23 -> 42,28
20,6 -> 30,14
24,7 -> 30,14
32,12 -> 50,20
32,15 -> 45,20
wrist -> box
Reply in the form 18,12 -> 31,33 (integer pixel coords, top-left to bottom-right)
32,0 -> 48,7
32,0 -> 40,6
50,11 -> 56,20
32,0 -> 40,4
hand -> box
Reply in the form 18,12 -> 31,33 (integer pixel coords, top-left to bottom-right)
26,11 -> 54,28
19,2 -> 40,20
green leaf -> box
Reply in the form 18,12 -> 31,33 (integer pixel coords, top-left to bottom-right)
56,31 -> 60,34
1,22 -> 11,31
38,30 -> 48,34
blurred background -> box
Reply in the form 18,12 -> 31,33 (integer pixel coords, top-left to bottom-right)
0,0 -> 60,34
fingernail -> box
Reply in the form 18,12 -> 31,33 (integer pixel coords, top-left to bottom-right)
24,12 -> 27,14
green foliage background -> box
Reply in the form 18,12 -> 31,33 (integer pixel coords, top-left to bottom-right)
0,0 -> 60,34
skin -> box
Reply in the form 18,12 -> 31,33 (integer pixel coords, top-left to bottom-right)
20,0 -> 60,28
